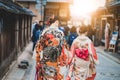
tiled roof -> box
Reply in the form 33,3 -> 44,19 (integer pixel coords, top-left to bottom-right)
0,0 -> 34,16
107,0 -> 120,6
16,0 -> 36,2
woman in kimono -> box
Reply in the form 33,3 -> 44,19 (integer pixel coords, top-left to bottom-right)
104,21 -> 111,51
34,17 -> 71,80
67,25 -> 99,80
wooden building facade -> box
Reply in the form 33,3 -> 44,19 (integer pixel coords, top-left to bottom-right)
45,0 -> 71,26
106,0 -> 120,30
16,0 -> 71,26
0,0 -> 34,79
91,7 -> 107,46
92,0 -> 120,52
106,0 -> 120,52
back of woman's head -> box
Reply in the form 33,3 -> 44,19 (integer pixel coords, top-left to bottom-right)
64,26 -> 70,36
50,16 -> 59,24
79,25 -> 88,34
70,26 -> 76,33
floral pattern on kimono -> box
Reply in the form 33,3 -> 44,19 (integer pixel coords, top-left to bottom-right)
33,27 -> 71,80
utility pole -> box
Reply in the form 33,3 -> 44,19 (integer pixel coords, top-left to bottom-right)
36,0 -> 47,21
42,0 -> 47,21
41,0 -> 42,20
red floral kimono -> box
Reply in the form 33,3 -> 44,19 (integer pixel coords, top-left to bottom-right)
33,27 -> 70,80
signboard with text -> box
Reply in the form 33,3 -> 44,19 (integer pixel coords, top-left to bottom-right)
110,31 -> 118,45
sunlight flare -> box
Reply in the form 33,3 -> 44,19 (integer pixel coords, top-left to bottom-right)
70,0 -> 105,25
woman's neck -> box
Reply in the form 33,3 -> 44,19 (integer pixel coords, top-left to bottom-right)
80,34 -> 86,36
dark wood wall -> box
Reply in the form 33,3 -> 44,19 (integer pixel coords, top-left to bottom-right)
0,10 -> 32,79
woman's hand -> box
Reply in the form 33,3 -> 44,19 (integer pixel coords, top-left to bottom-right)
66,76 -> 71,80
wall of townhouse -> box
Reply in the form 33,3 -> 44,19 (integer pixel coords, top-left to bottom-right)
0,10 -> 32,79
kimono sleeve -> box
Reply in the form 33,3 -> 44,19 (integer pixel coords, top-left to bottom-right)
88,41 -> 99,64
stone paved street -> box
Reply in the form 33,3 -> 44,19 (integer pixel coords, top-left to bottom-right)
95,50 -> 120,80
2,44 -> 120,80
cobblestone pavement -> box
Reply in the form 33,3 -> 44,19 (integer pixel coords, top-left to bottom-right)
2,45 -> 120,80
95,52 -> 120,80
27,48 -> 120,80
